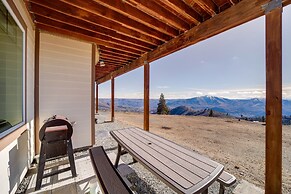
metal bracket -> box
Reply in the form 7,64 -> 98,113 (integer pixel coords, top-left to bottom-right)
143,60 -> 148,65
262,0 -> 282,14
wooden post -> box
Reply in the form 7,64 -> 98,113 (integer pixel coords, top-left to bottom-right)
95,82 -> 98,113
91,44 -> 96,145
265,4 -> 282,194
111,77 -> 115,122
34,29 -> 40,155
144,61 -> 150,131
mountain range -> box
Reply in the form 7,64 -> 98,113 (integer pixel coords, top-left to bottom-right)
99,95 -> 291,117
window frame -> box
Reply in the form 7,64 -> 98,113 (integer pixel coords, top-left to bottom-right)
0,0 -> 26,139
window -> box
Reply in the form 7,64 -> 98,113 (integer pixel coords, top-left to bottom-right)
0,1 -> 25,138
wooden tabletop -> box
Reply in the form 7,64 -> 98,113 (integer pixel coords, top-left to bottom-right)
110,127 -> 224,194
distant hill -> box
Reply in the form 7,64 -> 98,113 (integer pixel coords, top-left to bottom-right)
98,96 -> 291,117
169,106 -> 232,118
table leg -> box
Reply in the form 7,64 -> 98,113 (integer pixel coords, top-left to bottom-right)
219,184 -> 225,194
202,188 -> 208,194
133,158 -> 138,163
114,144 -> 121,168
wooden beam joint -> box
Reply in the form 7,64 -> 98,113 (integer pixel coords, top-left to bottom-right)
263,0 -> 282,14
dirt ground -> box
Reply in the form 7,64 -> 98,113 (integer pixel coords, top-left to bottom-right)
113,112 -> 291,193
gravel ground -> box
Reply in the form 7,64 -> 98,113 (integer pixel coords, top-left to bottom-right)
95,112 -> 236,194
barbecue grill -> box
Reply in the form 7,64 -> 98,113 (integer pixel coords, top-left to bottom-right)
35,116 -> 77,190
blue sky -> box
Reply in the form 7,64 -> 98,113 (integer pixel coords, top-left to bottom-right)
99,6 -> 291,99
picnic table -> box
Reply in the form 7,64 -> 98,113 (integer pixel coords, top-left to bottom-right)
110,127 -> 224,194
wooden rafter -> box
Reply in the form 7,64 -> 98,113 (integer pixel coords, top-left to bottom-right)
29,3 -> 157,50
125,0 -> 190,31
34,15 -> 150,53
154,0 -> 202,25
184,0 -> 218,17
93,0 -> 180,35
101,57 -> 129,65
28,0 -> 163,46
100,52 -> 135,62
99,46 -> 140,59
96,0 -> 291,84
36,22 -> 145,56
58,0 -> 173,41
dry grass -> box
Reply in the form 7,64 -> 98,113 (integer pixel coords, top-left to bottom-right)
115,112 -> 291,193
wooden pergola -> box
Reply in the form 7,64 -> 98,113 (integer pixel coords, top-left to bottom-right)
25,0 -> 290,193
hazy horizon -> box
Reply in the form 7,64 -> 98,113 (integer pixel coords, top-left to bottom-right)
97,95 -> 291,100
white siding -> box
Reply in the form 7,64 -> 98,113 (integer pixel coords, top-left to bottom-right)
39,33 -> 92,148
0,0 -> 35,193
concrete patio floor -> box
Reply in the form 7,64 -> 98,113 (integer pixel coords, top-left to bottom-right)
24,113 -> 128,194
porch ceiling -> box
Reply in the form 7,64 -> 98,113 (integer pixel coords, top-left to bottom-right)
25,0 -> 291,83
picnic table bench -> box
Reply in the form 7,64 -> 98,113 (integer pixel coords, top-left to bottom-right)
110,127 -> 224,194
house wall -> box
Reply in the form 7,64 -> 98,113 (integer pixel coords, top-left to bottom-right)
39,33 -> 92,149
0,0 -> 35,193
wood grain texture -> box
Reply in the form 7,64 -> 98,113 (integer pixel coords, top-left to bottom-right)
184,0 -> 218,17
36,23 -> 144,56
155,0 -> 202,25
29,0 -> 163,46
265,7 -> 282,194
144,62 -> 150,131
89,146 -> 132,194
125,0 -> 190,31
59,0 -> 172,41
94,0 -> 179,36
110,127 -> 224,194
29,3 -> 156,50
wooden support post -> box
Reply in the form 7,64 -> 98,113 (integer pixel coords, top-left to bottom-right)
34,29 -> 40,155
111,77 -> 115,122
95,82 -> 99,114
144,62 -> 150,131
91,44 -> 96,145
265,4 -> 282,194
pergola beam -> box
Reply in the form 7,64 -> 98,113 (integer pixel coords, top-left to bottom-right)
265,3 -> 282,193
96,0 -> 291,84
